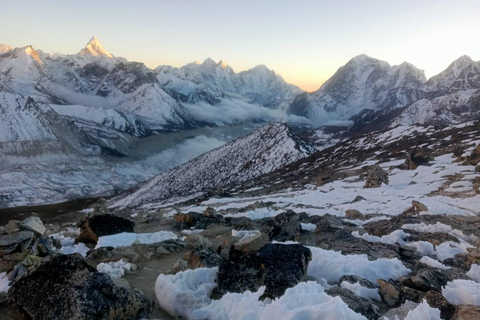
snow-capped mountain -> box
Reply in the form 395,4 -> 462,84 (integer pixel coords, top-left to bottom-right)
110,123 -> 314,209
156,58 -> 302,108
288,54 -> 427,125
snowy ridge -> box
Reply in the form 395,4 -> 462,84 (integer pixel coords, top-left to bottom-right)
110,123 -> 314,208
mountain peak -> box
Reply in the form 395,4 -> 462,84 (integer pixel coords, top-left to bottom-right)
218,60 -> 228,68
202,57 -> 216,65
78,36 -> 113,58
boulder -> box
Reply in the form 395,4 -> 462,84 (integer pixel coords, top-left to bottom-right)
345,209 -> 365,220
325,287 -> 380,320
19,217 -> 45,236
405,149 -> 431,170
217,243 -> 311,299
8,254 -> 153,320
77,214 -> 134,244
364,165 -> 389,188
351,195 -> 367,203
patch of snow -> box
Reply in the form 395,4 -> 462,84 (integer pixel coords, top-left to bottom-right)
301,223 -> 317,232
95,231 -> 177,249
352,230 -> 410,245
97,259 -> 131,278
403,300 -> 441,320
419,256 -> 451,270
442,279 -> 480,305
307,246 -> 411,283
467,264 -> 480,283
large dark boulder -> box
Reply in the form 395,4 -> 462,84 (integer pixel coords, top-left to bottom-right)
77,214 -> 135,244
216,243 -> 311,299
8,254 -> 153,320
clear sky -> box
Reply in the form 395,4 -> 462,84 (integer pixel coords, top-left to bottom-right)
1,0 -> 479,91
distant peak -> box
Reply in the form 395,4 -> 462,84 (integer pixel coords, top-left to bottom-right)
218,60 -> 228,68
202,57 -> 216,65
453,55 -> 473,65
78,36 -> 113,58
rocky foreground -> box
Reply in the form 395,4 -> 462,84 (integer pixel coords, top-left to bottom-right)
0,121 -> 479,320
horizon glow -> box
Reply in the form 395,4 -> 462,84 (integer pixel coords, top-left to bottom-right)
1,0 -> 479,92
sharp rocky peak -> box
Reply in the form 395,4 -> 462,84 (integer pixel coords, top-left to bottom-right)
78,36 -> 113,58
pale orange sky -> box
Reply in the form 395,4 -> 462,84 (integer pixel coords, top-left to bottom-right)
2,0 -> 479,92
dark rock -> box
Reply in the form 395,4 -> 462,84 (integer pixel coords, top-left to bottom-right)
377,279 -> 402,307
425,290 -> 456,320
339,275 -> 377,289
263,211 -> 305,241
326,287 -> 380,320
217,243 -> 312,299
351,195 -> 367,203
258,243 -> 312,298
77,214 -> 134,244
399,267 -> 469,291
8,254 -> 153,320
364,165 -> 389,188
185,247 -> 222,269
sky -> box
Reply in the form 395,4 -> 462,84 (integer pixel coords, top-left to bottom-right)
1,0 -> 479,92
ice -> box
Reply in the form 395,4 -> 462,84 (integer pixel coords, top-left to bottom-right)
419,257 -> 451,270
352,230 -> 410,245
193,281 -> 367,320
301,223 -> 317,232
442,279 -> 480,305
95,231 -> 177,249
59,242 -> 90,257
466,264 -> 480,283
403,301 -> 441,320
97,259 -> 131,278
155,268 -> 218,319
307,246 -> 411,283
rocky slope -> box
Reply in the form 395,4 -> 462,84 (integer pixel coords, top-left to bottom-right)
110,123 -> 315,209
1,119 -> 478,320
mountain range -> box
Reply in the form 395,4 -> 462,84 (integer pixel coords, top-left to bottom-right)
0,36 -> 479,207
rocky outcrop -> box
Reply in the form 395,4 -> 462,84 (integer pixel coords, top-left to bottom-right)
262,211 -> 306,241
77,214 -> 135,244
217,243 -> 312,299
8,254 -> 153,320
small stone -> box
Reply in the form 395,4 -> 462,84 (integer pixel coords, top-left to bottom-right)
172,259 -> 188,273
377,279 -> 402,307
351,195 -> 367,203
19,217 -> 46,235
185,248 -> 222,269
155,246 -> 170,255
5,220 -> 20,234
345,209 -> 365,220
412,200 -> 428,212
203,207 -> 217,218
185,234 -> 212,250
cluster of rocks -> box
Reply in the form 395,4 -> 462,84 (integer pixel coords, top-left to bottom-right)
0,217 -> 53,285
